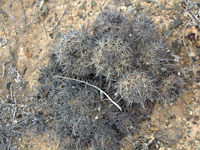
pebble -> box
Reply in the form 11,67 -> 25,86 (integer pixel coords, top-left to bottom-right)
162,29 -> 174,37
180,121 -> 186,127
82,16 -> 86,21
174,17 -> 183,28
49,33 -> 54,39
21,65 -> 27,76
160,4 -> 165,10
168,23 -> 174,30
171,41 -> 183,53
173,3 -> 180,11
126,6 -> 133,15
192,121 -> 197,125
159,18 -> 164,23
91,0 -> 97,8
136,3 -> 144,10
194,104 -> 199,109
191,57 -> 196,62
24,49 -> 32,58
195,131 -> 200,140
154,127 -> 185,145
125,1 -> 132,7
193,115 -> 199,121
194,47 -> 200,55
187,130 -> 191,135
188,71 -> 194,76
79,1 -> 86,9
0,38 -> 3,44
6,82 -> 12,90
104,6 -> 109,10
68,16 -> 73,21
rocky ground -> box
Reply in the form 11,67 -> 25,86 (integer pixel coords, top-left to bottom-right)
0,0 -> 200,149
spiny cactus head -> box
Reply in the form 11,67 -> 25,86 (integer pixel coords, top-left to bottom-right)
92,6 -> 130,38
92,31 -> 136,80
137,39 -> 177,77
117,71 -> 154,108
158,74 -> 185,105
51,28 -> 94,76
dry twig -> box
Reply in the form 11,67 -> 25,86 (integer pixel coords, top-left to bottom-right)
54,76 -> 122,111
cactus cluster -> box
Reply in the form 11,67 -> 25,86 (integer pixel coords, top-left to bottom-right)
35,6 -> 185,149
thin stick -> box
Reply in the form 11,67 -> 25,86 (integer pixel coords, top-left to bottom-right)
20,0 -> 27,32
54,76 -> 122,111
47,5 -> 69,32
1,34 -> 7,47
183,19 -> 191,56
0,59 -> 11,78
40,15 -> 48,38
35,32 -> 57,65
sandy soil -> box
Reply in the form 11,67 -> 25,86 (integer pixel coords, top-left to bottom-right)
0,0 -> 200,149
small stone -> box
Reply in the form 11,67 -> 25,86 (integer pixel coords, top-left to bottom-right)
188,71 -> 194,76
194,46 -> 200,55
171,41 -> 182,53
162,30 -> 174,37
160,18 -> 164,23
79,13 -> 82,18
194,104 -> 199,109
125,1 -> 132,7
126,6 -> 133,15
191,57 -> 196,62
49,33 -> 54,39
194,115 -> 199,121
24,49 -> 32,58
180,121 -> 186,127
168,23 -> 174,30
82,16 -> 86,21
154,127 -> 185,145
91,0 -> 97,8
68,16 -> 73,20
174,17 -> 183,28
195,131 -> 200,140
104,6 -> 109,9
136,4 -> 144,10
164,0 -> 168,6
188,78 -> 195,86
6,82 -> 12,90
79,1 -> 86,9
192,121 -> 197,125
174,3 -> 180,11
145,0 -> 152,3
160,4 -> 165,10
21,65 -> 27,76
0,38 -> 3,44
